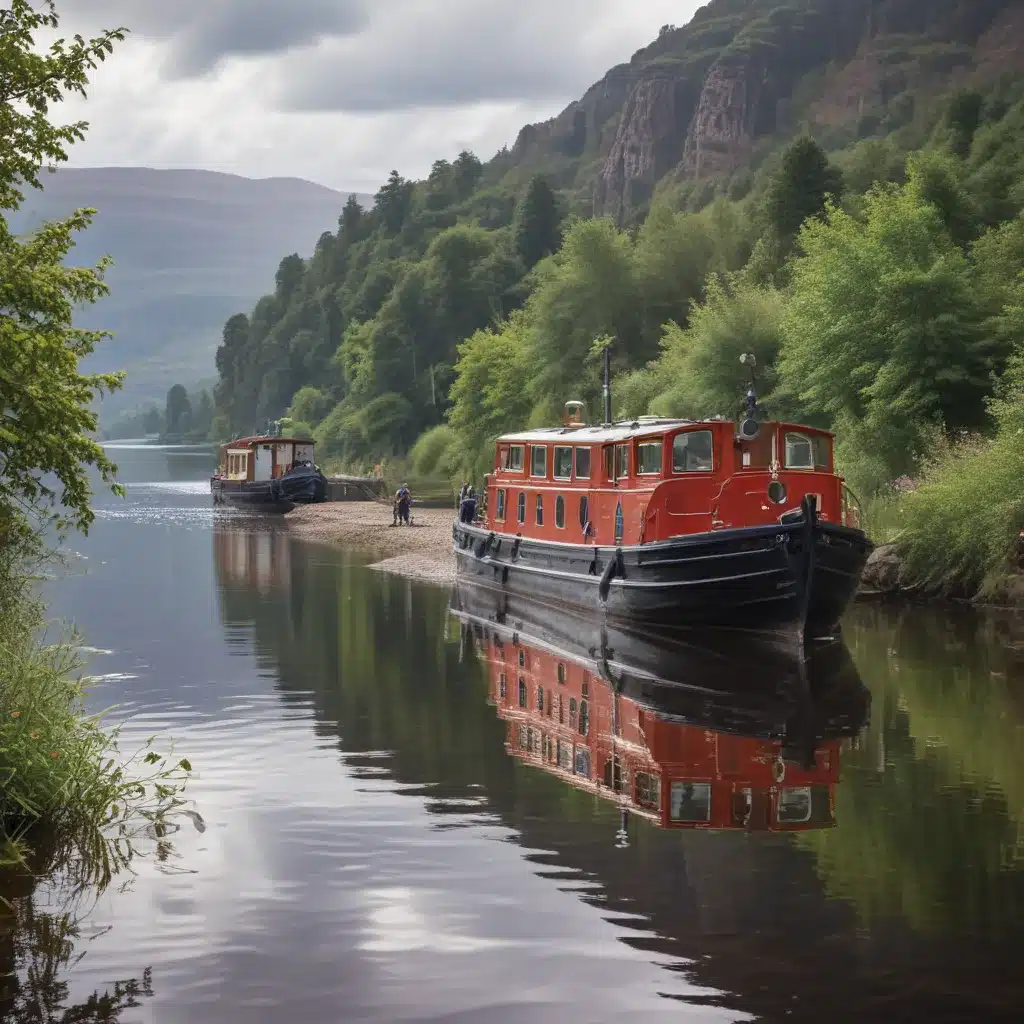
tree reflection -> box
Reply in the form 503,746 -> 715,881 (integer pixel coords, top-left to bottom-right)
1,834 -> 158,1022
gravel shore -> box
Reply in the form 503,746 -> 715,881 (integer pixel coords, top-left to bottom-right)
285,502 -> 457,583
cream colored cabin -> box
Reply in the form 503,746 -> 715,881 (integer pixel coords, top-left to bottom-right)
219,437 -> 316,483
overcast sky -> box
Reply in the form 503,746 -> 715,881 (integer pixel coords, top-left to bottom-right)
54,0 -> 701,194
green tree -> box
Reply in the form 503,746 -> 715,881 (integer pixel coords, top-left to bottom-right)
287,386 -> 333,426
763,135 -> 844,242
945,89 -> 985,159
776,183 -> 999,494
527,217 -> 638,415
513,174 -> 562,270
375,170 -> 414,235
452,150 -> 483,200
652,274 -> 786,420
164,384 -> 191,435
0,0 -> 126,535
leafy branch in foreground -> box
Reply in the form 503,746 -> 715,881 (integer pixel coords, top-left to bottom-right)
0,0 -> 128,535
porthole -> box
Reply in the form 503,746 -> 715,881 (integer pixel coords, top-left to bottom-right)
768,480 -> 788,505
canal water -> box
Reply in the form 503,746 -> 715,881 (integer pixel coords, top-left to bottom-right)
3,444 -> 1022,1022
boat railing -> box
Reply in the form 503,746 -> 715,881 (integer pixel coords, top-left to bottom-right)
841,484 -> 863,530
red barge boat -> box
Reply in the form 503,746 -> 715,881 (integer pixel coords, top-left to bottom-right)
453,353 -> 872,641
451,583 -> 869,833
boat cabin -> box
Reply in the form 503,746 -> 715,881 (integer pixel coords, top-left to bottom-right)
216,436 -> 315,484
481,629 -> 839,833
483,410 -> 860,546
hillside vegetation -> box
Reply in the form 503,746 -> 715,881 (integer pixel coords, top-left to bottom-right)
210,0 -> 1024,598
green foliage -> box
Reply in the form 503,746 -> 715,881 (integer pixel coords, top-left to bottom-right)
287,386 -> 333,427
513,174 -> 562,269
776,174 -> 1001,494
651,274 -> 786,419
894,356 -> 1024,597
409,424 -> 461,480
164,383 -> 191,435
0,541 -> 191,854
0,1 -> 130,536
763,135 -> 844,242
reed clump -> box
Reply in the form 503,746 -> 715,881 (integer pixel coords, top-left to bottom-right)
889,360 -> 1024,601
0,539 -> 191,862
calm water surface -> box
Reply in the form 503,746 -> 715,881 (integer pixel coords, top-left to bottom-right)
4,443 -> 1022,1022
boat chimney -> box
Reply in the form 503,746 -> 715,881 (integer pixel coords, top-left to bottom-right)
602,344 -> 612,426
563,401 -> 586,427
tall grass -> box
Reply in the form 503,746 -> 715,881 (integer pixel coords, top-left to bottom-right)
892,366 -> 1024,599
0,540 -> 192,863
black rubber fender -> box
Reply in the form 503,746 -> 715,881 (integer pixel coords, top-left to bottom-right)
474,532 -> 496,559
598,555 -> 617,601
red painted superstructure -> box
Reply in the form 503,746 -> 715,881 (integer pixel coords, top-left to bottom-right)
480,629 -> 840,832
482,416 -> 861,547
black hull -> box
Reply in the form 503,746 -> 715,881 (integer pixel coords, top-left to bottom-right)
211,466 -> 327,515
211,478 -> 294,513
453,508 -> 871,642
450,580 -> 870,752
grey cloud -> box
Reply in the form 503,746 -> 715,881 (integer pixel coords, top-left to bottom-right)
62,0 -> 370,75
274,0 -> 634,112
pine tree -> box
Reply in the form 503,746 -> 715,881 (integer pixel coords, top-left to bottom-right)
764,136 -> 844,242
513,175 -> 562,270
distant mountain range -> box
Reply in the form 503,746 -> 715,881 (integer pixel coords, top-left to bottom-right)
8,167 -> 372,422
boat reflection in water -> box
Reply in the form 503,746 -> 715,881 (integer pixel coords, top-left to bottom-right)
213,523 -> 291,596
451,581 -> 869,834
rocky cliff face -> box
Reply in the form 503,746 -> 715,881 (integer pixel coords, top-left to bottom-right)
681,57 -> 764,180
501,0 -> 1022,223
593,73 -> 695,224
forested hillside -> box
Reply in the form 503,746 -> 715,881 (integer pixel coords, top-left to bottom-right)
211,0 -> 1024,595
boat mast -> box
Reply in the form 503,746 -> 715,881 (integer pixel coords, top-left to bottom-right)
602,344 -> 612,426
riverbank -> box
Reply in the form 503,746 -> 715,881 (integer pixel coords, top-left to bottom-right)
284,502 -> 457,583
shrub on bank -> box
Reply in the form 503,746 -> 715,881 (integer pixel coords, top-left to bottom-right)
0,545 -> 191,858
893,360 -> 1024,599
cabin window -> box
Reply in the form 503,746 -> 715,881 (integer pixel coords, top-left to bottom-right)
615,444 -> 630,480
670,782 -> 712,823
555,495 -> 565,529
579,495 -> 590,534
518,678 -> 527,708
615,501 -> 624,543
535,494 -> 544,526
495,488 -> 506,522
498,673 -> 506,699
635,773 -> 661,811
505,445 -> 524,471
603,757 -> 625,793
784,433 -> 815,470
813,435 -> 831,470
516,492 -> 526,524
673,430 -> 714,473
574,747 -> 591,779
603,445 -> 614,481
553,446 -> 573,480
637,441 -> 663,475
575,447 -> 591,479
530,445 -> 547,477
778,787 -> 813,824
